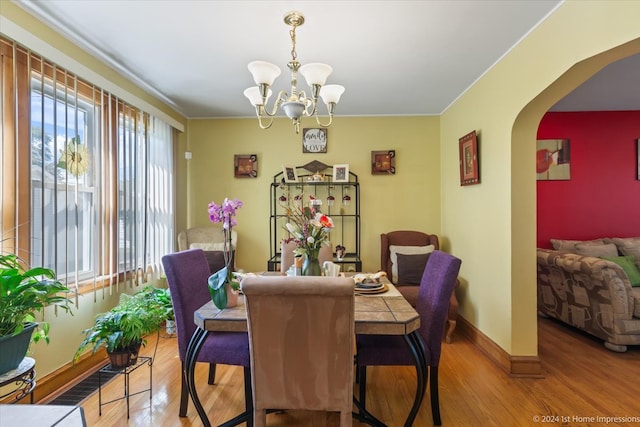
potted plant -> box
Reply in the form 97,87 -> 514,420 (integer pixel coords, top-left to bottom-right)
149,287 -> 175,335
0,251 -> 73,374
74,286 -> 170,369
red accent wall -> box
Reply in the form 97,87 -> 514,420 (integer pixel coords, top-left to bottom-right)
536,111 -> 640,248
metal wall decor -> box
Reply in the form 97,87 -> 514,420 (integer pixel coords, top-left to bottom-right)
371,150 -> 396,174
234,154 -> 258,178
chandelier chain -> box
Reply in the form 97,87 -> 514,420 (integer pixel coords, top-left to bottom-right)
289,26 -> 298,62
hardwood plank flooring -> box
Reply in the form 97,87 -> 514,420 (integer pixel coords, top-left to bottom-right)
75,317 -> 639,426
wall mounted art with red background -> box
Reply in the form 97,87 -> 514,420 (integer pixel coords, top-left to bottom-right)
536,111 -> 640,248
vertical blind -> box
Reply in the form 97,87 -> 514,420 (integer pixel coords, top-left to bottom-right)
0,36 -> 174,301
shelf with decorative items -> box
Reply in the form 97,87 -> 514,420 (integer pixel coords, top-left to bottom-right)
268,161 -> 361,274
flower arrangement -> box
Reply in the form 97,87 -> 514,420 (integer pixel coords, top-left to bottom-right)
207,198 -> 242,308
284,199 -> 334,261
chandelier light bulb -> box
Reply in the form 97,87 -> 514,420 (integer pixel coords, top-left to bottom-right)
248,61 -> 281,86
320,85 -> 345,105
299,63 -> 333,86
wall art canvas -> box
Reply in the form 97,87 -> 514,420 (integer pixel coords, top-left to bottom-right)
536,139 -> 571,180
459,130 -> 479,186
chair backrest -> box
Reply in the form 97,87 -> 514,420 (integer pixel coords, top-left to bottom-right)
280,241 -> 333,274
416,250 -> 462,365
177,226 -> 238,252
380,230 -> 439,279
242,276 -> 355,413
161,249 -> 211,360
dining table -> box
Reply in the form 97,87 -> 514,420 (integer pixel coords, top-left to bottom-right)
184,275 -> 427,427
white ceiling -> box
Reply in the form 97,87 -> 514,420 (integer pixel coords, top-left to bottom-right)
13,0 -> 640,119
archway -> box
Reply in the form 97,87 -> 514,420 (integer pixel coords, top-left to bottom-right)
511,38 -> 640,374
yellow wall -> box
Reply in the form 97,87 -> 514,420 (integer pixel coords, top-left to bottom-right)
440,0 -> 640,355
183,116 -> 441,273
3,0 -> 640,380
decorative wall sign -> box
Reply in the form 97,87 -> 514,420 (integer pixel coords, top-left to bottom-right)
333,164 -> 349,182
234,154 -> 258,178
536,139 -> 571,180
302,128 -> 327,153
459,131 -> 480,186
282,165 -> 298,183
371,150 -> 396,174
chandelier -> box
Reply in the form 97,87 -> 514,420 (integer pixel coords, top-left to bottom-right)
244,11 -> 345,134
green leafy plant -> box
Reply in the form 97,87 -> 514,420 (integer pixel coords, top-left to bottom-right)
0,252 -> 73,343
74,286 -> 171,362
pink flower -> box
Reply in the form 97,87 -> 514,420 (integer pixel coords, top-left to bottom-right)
208,198 -> 243,229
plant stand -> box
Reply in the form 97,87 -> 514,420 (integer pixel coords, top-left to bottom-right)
98,356 -> 152,418
0,357 -> 36,403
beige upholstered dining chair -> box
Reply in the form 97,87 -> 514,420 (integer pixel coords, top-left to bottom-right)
279,240 -> 333,274
242,276 -> 355,426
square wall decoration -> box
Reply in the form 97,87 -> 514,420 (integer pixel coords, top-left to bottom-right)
371,150 -> 396,174
536,139 -> 571,180
302,128 -> 327,153
234,154 -> 258,178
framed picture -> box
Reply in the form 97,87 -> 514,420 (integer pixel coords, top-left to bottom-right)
459,130 -> 479,186
536,139 -> 571,180
371,150 -> 396,174
637,139 -> 640,180
302,128 -> 327,153
282,165 -> 298,183
332,164 -> 349,183
234,154 -> 258,178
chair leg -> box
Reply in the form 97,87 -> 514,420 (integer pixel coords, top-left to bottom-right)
430,366 -> 441,426
358,366 -> 367,411
179,361 -> 189,417
445,319 -> 456,343
254,409 -> 267,427
340,409 -> 353,426
208,363 -> 216,384
244,367 -> 254,427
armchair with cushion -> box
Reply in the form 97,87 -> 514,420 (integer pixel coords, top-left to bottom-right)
177,226 -> 238,273
380,230 -> 460,342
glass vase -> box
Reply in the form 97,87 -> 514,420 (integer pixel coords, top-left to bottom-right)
302,253 -> 322,276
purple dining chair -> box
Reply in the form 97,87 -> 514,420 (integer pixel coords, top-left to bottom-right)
356,250 -> 462,426
162,249 -> 251,420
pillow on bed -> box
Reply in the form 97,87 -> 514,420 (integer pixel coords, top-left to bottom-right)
389,244 -> 435,283
396,253 -> 431,285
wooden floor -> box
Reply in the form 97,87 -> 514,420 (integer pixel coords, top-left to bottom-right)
74,317 -> 639,426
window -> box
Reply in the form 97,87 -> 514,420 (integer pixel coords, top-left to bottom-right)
30,77 -> 97,281
1,36 -> 174,296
